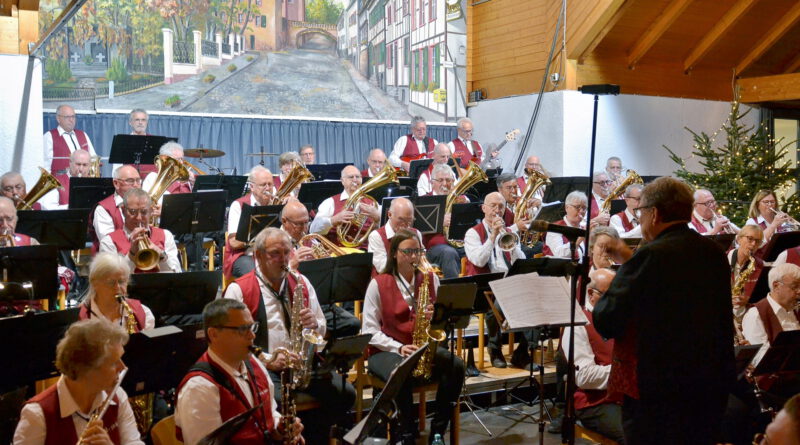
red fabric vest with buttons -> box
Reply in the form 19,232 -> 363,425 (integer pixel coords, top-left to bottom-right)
502,207 -> 514,227
465,222 -> 511,276
49,128 -> 89,174
176,352 -> 274,444
55,174 -> 70,205
326,193 -> 375,249
516,177 -> 527,194
590,196 -> 601,219
402,135 -> 435,159
754,298 -> 800,390
91,194 -> 124,253
108,227 -> 167,273
690,214 -> 709,233
167,180 -> 193,194
27,384 -> 121,445
12,233 -> 32,246
574,309 -> 621,410
450,138 -> 483,168
235,270 -> 310,318
223,194 -> 253,279
78,298 -> 147,332
731,254 -> 764,299
541,219 -> 569,257
614,211 -> 635,232
370,271 -> 436,356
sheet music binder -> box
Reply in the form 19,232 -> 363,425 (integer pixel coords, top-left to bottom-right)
234,204 -> 284,243
68,177 -> 114,209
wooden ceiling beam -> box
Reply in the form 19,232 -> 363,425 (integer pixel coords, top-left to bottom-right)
782,51 -> 800,74
738,72 -> 800,102
567,0 -> 628,62
683,0 -> 757,73
626,0 -> 692,69
736,2 -> 800,75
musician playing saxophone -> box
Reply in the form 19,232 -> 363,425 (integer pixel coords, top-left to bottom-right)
362,229 -> 464,444
309,165 -> 380,248
728,225 -> 765,312
13,319 -> 142,445
223,227 -> 354,444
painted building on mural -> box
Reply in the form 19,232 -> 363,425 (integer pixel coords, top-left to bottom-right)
242,0 -> 284,51
365,0 -> 385,87
283,0 -> 306,21
384,0 -> 411,106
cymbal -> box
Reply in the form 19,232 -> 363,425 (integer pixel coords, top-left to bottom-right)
245,152 -> 280,157
185,148 -> 225,158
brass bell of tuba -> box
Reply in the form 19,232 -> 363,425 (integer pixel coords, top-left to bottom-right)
147,155 -> 190,205
271,161 -> 314,205
516,169 -> 550,247
16,167 -> 62,210
444,161 -> 488,247
602,169 -> 643,213
337,163 -> 398,248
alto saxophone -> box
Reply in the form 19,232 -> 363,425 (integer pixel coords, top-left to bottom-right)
411,268 -> 446,379
115,295 -> 154,434
731,255 -> 756,346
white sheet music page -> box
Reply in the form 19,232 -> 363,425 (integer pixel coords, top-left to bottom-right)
488,272 -> 588,331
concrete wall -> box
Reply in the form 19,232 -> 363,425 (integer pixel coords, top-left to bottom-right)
0,55 -> 44,186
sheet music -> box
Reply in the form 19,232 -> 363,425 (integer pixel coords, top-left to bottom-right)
489,272 -> 587,331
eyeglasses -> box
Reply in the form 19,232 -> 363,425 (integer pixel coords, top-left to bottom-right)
760,199 -> 777,206
125,208 -> 150,216
459,129 -> 473,134
567,203 -> 587,212
248,182 -> 273,191
625,196 -> 641,201
740,235 -> 762,244
285,218 -> 309,227
118,178 -> 142,186
432,178 -> 454,183
594,180 -> 613,186
399,248 -> 426,256
633,205 -> 654,219
696,200 -> 717,207
58,115 -> 77,119
102,279 -> 128,288
214,322 -> 260,335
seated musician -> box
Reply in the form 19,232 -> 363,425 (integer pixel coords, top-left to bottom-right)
223,227 -> 354,444
689,188 -> 739,235
389,116 -> 437,172
543,191 -> 587,259
224,165 -> 274,279
309,165 -> 380,250
362,148 -> 387,179
0,196 -> 39,246
447,117 -> 495,168
589,171 -> 612,222
1,172 -> 44,210
361,228 -> 464,444
464,192 -> 529,369
141,141 -> 195,196
518,155 -> 547,203
589,226 -> 619,272
496,173 -> 539,257
561,268 -> 625,444
13,318 -> 143,445
93,165 -> 142,245
609,183 -> 643,238
746,189 -> 793,246
368,197 -> 421,273
299,144 -> 316,165
99,188 -> 182,273
174,299 -> 302,445
417,143 -> 457,197
40,149 -> 91,210
728,225 -> 765,327
275,151 -> 302,191
421,164 -> 462,279
79,251 -> 155,330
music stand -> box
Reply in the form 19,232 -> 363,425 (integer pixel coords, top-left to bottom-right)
0,307 -> 79,393
68,177 -> 114,209
440,272 -> 503,315
109,134 -> 176,171
408,159 -> 434,180
751,330 -> 800,413
734,344 -> 761,380
197,404 -> 262,445
317,334 -> 372,400
194,175 -> 248,206
127,271 -> 220,326
448,202 -> 483,241
298,181 -> 343,211
467,174 -> 497,200
0,245 -> 59,306
234,204 -> 284,243
608,199 -> 626,215
533,201 -> 565,223
542,176 -> 590,204
343,346 -> 427,445
160,191 -> 227,236
759,231 -> 800,262
16,209 -> 91,250
412,195 -> 446,235
708,234 -> 736,253
307,163 -> 350,181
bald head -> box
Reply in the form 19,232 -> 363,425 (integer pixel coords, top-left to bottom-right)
525,156 -> 543,173
281,199 -> 310,241
587,268 -> 616,306
0,172 -> 25,202
432,143 -> 452,165
388,197 -> 414,232
0,196 -> 17,233
482,191 -> 506,220
112,165 -> 142,196
341,165 -> 363,193
70,149 -> 91,177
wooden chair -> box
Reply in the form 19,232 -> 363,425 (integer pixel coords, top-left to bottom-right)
575,423 -> 619,445
151,415 -> 183,445
177,238 -> 216,271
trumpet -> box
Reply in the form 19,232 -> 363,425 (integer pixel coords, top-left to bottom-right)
0,228 -> 14,247
132,223 -> 160,270
76,367 -> 128,445
715,209 -> 735,234
768,207 -> 800,231
493,213 -> 519,252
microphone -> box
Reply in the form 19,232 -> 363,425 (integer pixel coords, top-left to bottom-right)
529,220 -> 587,240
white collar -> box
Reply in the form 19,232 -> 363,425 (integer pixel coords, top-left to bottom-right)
56,376 -> 115,419
207,348 -> 249,380
339,189 -> 352,200
57,126 -> 75,136
756,214 -> 767,224
693,210 -> 713,223
585,301 -> 594,312
766,294 -> 797,317
625,208 -> 637,221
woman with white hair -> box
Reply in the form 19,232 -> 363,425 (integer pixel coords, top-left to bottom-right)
274,151 -> 302,192
543,190 -> 588,258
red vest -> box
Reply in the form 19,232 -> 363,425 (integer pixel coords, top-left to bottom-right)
167,180 -> 192,194
608,321 -> 639,400
464,222 -> 511,276
614,210 -> 635,232
516,177 -> 527,194
690,214 -> 709,233
450,138 -> 482,168
27,383 -> 121,445
755,297 -> 800,344
223,194 -> 253,279
731,254 -> 764,299
90,194 -> 124,253
574,309 -> 620,410
502,207 -> 514,227
12,233 -> 32,246
785,247 -> 800,266
55,174 -> 70,205
79,298 -> 147,332
177,352 -> 275,443
49,128 -> 90,174
541,219 -> 570,257
236,269 -> 310,316
108,227 -> 167,273
371,271 -> 436,355
326,193 -> 375,249
402,135 -> 435,159
590,195 -> 601,219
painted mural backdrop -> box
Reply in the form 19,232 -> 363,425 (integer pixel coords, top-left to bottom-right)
39,0 -> 467,122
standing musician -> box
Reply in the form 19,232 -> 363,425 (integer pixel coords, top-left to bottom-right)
223,228 -> 354,444
175,299 -> 302,445
224,165 -> 274,279
689,189 -> 740,235
274,152 -> 302,191
99,188 -> 182,273
0,196 -> 39,246
93,165 -> 142,246
361,228 -> 465,444
362,148 -> 387,179
543,191 -> 587,259
13,318 -> 141,445
309,165 -> 380,249
496,173 -> 537,257
605,157 -> 625,189
389,116 -> 437,172
111,109 -> 156,176
590,171 -> 612,222
1,172 -> 44,210
78,252 -> 155,331
43,104 -> 97,175
518,155 -> 547,200
447,117 -> 496,168
299,145 -> 316,165
421,164 -> 462,279
728,225 -> 765,320
41,149 -> 91,210
368,197 -> 422,273
417,143 -> 457,197
746,189 -> 793,245
609,183 -> 643,239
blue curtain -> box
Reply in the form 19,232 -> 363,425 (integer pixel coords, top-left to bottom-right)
43,112 -> 456,174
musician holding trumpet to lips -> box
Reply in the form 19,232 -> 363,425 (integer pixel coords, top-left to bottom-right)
689,189 -> 740,235
746,189 -> 795,244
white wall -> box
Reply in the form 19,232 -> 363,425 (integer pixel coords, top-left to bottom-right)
0,55 -> 44,186
469,90 -> 756,178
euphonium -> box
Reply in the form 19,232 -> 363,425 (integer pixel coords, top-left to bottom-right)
602,169 -> 643,213
411,266 -> 446,379
444,161 -> 488,247
146,155 -> 190,216
16,167 -> 62,210
76,368 -> 128,445
516,169 -> 551,247
272,161 -> 314,205
0,228 -> 15,247
88,156 -> 102,177
337,163 -> 398,248
299,233 -> 360,258
133,224 -> 160,270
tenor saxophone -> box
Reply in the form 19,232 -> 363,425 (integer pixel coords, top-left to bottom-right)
285,267 -> 324,390
411,268 -> 446,379
732,256 -> 756,346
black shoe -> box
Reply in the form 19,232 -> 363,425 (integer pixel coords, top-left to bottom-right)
510,349 -> 533,370
490,349 -> 507,368
547,415 -> 563,434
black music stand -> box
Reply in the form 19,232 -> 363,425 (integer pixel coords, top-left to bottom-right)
608,199 -> 625,215
307,163 -> 349,181
734,344 -> 761,380
234,204 -> 284,243
542,176 -> 590,204
160,191 -> 227,236
448,202 -> 483,241
197,404 -> 262,445
318,333 -> 372,406
16,209 -> 91,250
409,158 -> 434,179
750,265 -> 773,304
760,231 -> 800,262
109,134 -> 176,171
413,195 -> 446,235
0,307 -> 79,393
298,181 -> 343,211
127,271 -> 220,326
193,175 -> 248,206
708,233 -> 737,253
68,177 -> 114,209
534,201 -> 565,223
467,174 -> 496,200
0,245 -> 59,306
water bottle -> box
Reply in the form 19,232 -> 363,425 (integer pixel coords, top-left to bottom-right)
431,433 -> 444,445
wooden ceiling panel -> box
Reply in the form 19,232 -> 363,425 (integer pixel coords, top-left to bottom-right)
593,0 -> 673,55
741,24 -> 800,76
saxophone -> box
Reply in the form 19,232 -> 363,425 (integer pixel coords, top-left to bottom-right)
285,267 -> 324,389
732,255 -> 756,346
411,267 -> 447,379
516,169 -> 550,247
115,295 -> 154,434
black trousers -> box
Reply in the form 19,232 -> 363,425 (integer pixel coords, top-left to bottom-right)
368,347 -> 465,439
323,304 -> 362,339
622,394 -> 726,445
577,403 -> 625,444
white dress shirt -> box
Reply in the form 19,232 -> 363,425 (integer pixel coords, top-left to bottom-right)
174,348 -> 281,445
93,193 -> 125,242
99,226 -> 182,273
82,294 -> 156,330
223,264 -> 326,360
416,167 -> 457,196
446,137 -> 483,164
389,135 -> 438,168
43,126 -> 97,174
367,223 -> 424,273
609,209 -> 642,239
13,376 -> 143,445
463,219 -> 525,273
361,273 -> 441,354
545,219 -> 586,259
309,191 -> 349,236
742,294 -> 800,365
688,210 -> 740,234
227,194 -> 259,235
560,302 -> 610,390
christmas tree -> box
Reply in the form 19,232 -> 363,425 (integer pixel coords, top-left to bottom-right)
664,99 -> 798,225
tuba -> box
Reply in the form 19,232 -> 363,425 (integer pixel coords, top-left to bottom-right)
337,163 -> 398,248
444,161 -> 488,247
411,266 -> 446,378
516,169 -> 551,247
272,161 -> 314,205
147,155 -> 190,205
602,169 -> 643,213
16,167 -> 62,210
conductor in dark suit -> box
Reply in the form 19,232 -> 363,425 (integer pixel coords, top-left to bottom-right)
592,177 -> 735,445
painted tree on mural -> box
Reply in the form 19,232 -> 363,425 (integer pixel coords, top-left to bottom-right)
306,0 -> 343,24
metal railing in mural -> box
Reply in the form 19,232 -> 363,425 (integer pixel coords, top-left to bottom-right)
201,40 -> 218,57
222,42 -> 231,55
173,41 -> 196,64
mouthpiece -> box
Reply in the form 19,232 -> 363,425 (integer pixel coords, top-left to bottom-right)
249,344 -> 263,355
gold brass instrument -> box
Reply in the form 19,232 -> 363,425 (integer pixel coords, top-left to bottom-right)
732,255 -> 756,346
411,267 -> 446,378
715,209 -> 736,234
16,167 -> 62,210
88,156 -> 102,177
516,169 -> 551,247
76,367 -> 128,445
0,228 -> 15,247
445,161 -> 488,247
602,169 -> 643,213
115,294 -> 138,334
337,163 -> 399,248
147,155 -> 190,202
496,228 -> 520,252
133,224 -> 160,271
299,233 -> 361,258
272,161 -> 314,205
181,158 -> 206,176
768,207 -> 800,232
